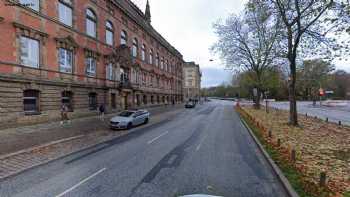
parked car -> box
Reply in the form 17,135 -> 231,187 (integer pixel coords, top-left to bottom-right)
185,101 -> 196,108
110,110 -> 150,130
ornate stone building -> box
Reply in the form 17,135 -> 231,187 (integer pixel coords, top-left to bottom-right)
183,62 -> 201,101
0,0 -> 184,126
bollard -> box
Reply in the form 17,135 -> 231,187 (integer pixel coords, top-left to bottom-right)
268,130 -> 272,138
291,149 -> 296,162
277,139 -> 281,147
319,172 -> 327,187
338,121 -> 342,126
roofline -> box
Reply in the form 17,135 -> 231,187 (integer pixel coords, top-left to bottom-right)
111,0 -> 183,59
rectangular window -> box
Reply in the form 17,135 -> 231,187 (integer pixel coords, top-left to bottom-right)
120,68 -> 128,83
106,63 -> 114,80
59,1 -> 73,27
20,0 -> 40,11
86,19 -> 96,38
149,53 -> 153,65
23,90 -> 39,113
86,57 -> 96,77
59,48 -> 73,73
141,50 -> 145,61
106,31 -> 113,46
20,36 -> 39,68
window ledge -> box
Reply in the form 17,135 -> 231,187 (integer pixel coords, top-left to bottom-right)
24,111 -> 41,116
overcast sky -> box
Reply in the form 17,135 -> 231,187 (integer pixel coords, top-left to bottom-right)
131,0 -> 350,87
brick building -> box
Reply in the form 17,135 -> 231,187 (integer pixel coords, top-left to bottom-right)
0,0 -> 184,126
183,62 -> 201,101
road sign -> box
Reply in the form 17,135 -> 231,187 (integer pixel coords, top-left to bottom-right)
319,88 -> 324,96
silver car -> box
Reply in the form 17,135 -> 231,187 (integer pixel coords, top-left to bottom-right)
110,110 -> 150,129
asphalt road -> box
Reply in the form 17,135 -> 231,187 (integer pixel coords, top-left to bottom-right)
268,101 -> 350,126
0,100 -> 288,197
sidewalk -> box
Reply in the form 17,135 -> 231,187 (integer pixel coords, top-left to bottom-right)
0,104 -> 183,156
0,104 -> 185,179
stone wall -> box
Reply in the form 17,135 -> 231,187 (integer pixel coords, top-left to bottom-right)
0,80 -> 118,128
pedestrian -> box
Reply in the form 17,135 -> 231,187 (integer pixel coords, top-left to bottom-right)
60,104 -> 69,125
99,104 -> 105,121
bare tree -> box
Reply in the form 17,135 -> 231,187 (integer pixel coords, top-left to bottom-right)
212,0 -> 281,108
267,0 -> 350,125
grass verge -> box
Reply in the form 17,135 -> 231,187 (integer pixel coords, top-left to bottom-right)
238,109 -> 332,197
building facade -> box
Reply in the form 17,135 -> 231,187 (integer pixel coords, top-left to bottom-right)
0,0 -> 184,126
183,62 -> 201,101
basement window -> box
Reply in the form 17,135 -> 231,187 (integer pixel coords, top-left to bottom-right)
23,90 -> 40,115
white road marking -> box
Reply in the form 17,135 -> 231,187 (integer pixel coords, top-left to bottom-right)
55,168 -> 107,197
196,134 -> 208,151
148,131 -> 169,144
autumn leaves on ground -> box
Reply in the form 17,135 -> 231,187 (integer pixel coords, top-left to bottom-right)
238,105 -> 350,197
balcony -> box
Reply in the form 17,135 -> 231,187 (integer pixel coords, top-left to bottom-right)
118,80 -> 133,90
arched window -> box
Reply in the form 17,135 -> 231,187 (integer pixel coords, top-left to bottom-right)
141,44 -> 146,61
23,89 -> 40,114
105,21 -> 114,46
86,8 -> 97,38
58,0 -> 73,27
132,38 -> 138,57
149,49 -> 153,65
155,52 -> 159,67
121,30 -> 127,45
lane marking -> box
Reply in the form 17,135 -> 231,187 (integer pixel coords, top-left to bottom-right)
196,134 -> 208,151
147,131 -> 169,144
55,168 -> 107,197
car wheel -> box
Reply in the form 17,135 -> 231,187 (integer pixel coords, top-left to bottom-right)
127,122 -> 132,129
144,118 -> 149,124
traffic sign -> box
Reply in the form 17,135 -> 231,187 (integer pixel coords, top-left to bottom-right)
319,88 -> 324,96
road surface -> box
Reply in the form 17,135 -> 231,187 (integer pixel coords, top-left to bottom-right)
268,101 -> 350,126
0,100 -> 288,197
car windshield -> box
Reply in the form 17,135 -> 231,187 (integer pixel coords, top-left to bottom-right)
118,111 -> 134,117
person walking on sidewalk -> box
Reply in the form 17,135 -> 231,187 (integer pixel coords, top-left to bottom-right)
60,104 -> 70,125
99,104 -> 105,121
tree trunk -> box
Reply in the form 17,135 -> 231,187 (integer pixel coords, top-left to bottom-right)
255,88 -> 261,109
289,60 -> 298,126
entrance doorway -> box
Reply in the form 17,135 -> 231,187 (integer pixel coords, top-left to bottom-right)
122,94 -> 128,110
111,93 -> 116,109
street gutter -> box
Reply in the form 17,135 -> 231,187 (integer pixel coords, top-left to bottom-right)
239,115 -> 299,197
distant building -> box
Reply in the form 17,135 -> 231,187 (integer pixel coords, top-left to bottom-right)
183,62 -> 201,101
0,0 -> 184,126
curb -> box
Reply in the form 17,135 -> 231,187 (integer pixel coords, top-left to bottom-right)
239,116 -> 299,197
0,108 -> 183,181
